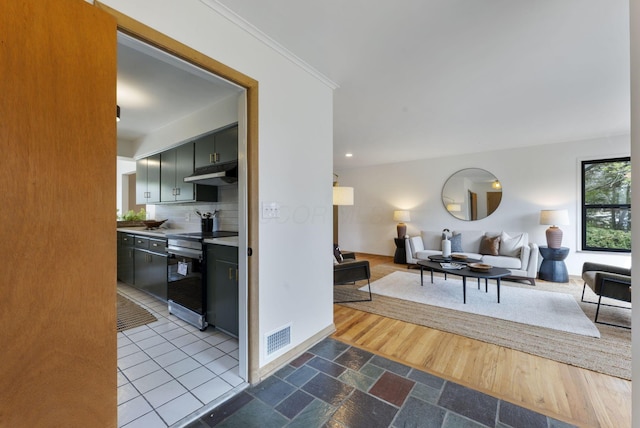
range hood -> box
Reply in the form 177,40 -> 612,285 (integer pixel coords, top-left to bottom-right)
184,161 -> 238,186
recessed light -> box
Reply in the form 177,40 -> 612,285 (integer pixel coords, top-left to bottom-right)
345,153 -> 353,157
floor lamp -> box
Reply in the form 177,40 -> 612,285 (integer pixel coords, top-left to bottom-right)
333,183 -> 354,244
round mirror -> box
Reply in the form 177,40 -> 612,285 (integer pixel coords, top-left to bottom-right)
442,168 -> 502,221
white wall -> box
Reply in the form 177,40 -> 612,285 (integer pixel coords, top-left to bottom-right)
103,0 -> 335,367
335,134 -> 631,275
116,158 -> 136,216
131,94 -> 239,159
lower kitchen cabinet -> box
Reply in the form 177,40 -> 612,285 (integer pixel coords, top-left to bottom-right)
134,249 -> 168,301
117,233 -> 135,284
117,232 -> 168,300
206,244 -> 238,337
134,237 -> 168,301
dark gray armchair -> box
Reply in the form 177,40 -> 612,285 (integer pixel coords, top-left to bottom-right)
581,262 -> 631,328
333,245 -> 372,303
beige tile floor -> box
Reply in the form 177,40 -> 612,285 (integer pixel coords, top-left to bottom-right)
117,283 -> 248,427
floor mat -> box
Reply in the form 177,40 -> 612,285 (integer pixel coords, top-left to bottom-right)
117,293 -> 157,332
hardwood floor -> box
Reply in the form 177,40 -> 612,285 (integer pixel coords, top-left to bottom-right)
331,254 -> 631,428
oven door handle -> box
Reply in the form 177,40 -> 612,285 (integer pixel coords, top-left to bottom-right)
167,246 -> 203,260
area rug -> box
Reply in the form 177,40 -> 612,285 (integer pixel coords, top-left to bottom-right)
117,293 -> 157,333
359,271 -> 600,338
336,265 -> 631,380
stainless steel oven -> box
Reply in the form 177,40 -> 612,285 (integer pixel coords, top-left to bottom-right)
166,231 -> 238,330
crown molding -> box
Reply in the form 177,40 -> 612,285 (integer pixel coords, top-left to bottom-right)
199,0 -> 339,90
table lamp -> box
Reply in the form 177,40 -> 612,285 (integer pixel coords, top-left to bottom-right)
393,210 -> 411,238
540,209 -> 570,249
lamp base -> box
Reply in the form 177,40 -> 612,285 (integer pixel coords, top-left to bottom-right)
397,223 -> 407,239
545,226 -> 563,249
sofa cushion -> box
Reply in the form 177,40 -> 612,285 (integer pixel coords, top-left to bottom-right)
482,255 -> 522,269
409,236 -> 425,255
415,249 -> 442,259
499,231 -> 527,257
420,231 -> 442,251
450,233 -> 463,252
453,230 -> 485,253
479,235 -> 501,255
333,244 -> 343,263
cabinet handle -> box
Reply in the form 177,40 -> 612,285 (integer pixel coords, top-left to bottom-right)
228,267 -> 233,280
210,153 -> 220,163
176,187 -> 180,195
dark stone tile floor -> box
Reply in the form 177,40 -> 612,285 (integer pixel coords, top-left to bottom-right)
185,338 -> 576,428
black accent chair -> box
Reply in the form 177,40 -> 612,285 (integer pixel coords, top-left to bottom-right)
581,262 -> 631,328
333,244 -> 372,303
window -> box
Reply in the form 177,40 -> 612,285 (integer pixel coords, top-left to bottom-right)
581,157 -> 631,252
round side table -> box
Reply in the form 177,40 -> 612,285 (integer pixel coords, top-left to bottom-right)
393,238 -> 406,264
538,246 -> 569,282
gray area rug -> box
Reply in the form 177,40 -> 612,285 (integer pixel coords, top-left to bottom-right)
336,263 -> 631,380
360,271 -> 600,337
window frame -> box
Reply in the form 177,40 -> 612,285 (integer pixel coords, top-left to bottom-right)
581,156 -> 631,253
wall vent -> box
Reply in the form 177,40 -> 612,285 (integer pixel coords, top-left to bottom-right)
266,324 -> 291,356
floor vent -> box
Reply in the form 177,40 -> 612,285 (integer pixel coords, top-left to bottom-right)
266,324 -> 291,356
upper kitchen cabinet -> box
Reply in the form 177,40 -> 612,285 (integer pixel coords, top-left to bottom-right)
158,143 -> 217,204
161,143 -> 195,202
195,124 -> 238,169
136,154 -> 161,204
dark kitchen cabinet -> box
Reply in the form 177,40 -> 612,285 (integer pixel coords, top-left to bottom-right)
134,237 -> 168,301
117,232 -> 135,284
195,124 -> 238,169
206,244 -> 239,337
136,154 -> 161,204
161,143 -> 194,202
160,143 -> 218,203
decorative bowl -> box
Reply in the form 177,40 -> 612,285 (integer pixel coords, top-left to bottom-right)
468,263 -> 492,272
142,219 -> 167,229
451,254 -> 467,260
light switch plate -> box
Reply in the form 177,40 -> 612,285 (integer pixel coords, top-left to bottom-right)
262,202 -> 280,219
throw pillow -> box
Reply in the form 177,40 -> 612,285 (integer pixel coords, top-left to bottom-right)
450,233 -> 463,252
479,235 -> 501,256
499,231 -> 526,257
333,243 -> 343,263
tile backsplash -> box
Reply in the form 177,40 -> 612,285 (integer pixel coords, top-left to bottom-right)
150,185 -> 238,233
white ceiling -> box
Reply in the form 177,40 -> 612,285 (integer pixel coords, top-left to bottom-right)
117,1 -> 630,169
116,33 -> 240,144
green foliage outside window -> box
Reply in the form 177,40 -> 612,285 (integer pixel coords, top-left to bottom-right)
582,158 -> 631,251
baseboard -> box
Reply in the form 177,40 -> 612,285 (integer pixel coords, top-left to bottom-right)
251,323 -> 336,384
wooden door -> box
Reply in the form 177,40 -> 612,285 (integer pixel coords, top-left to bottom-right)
469,191 -> 478,220
487,192 -> 502,216
0,0 -> 117,426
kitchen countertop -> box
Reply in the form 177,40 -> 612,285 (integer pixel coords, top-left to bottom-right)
117,227 -> 239,247
204,236 -> 239,248
117,227 -> 168,239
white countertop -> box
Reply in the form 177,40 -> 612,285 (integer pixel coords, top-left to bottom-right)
116,227 -> 167,239
117,227 -> 239,247
204,236 -> 239,247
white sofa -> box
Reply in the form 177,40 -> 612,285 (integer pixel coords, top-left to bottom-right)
405,230 -> 538,285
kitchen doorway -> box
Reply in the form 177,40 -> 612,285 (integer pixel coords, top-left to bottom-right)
104,5 -> 260,424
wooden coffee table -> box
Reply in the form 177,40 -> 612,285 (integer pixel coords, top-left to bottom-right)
416,258 -> 510,304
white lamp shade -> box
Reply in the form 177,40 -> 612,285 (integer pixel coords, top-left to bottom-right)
393,210 -> 411,222
539,209 -> 570,226
333,186 -> 354,206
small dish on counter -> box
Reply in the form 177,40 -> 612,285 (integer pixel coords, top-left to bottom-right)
468,263 -> 492,272
142,219 -> 168,229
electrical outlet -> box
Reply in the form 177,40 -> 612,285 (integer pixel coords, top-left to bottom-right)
185,212 -> 190,222
262,202 -> 280,219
